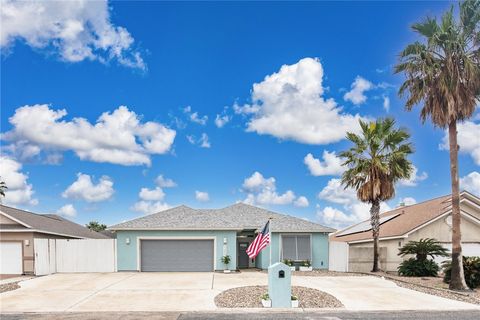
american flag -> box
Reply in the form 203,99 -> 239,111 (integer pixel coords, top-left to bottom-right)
246,220 -> 270,259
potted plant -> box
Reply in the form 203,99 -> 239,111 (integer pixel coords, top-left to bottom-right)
299,260 -> 312,272
283,259 -> 296,271
261,293 -> 271,308
291,295 -> 299,308
221,255 -> 231,273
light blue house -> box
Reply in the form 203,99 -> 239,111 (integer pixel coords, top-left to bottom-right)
110,203 -> 334,272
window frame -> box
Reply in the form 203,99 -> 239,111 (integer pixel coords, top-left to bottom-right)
280,233 -> 312,261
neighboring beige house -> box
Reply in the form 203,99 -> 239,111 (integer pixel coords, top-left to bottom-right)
330,191 -> 480,273
0,204 -> 109,275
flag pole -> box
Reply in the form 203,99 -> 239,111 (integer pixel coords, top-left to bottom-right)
269,217 -> 272,267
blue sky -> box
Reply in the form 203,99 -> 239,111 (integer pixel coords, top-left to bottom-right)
1,1 -> 479,228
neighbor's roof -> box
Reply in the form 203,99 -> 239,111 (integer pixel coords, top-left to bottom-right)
109,203 -> 335,233
0,204 -> 110,239
330,191 -> 480,243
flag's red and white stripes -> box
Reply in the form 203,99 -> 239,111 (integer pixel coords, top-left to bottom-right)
246,220 -> 270,259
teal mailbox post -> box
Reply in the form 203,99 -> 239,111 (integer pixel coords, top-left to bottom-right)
268,262 -> 291,308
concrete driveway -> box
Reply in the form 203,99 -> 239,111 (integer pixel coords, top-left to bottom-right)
0,272 -> 478,313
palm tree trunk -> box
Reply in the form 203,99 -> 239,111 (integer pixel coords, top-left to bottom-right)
447,120 -> 468,290
370,200 -> 381,272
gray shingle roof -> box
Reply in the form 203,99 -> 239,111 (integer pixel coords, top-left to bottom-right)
109,203 -> 335,233
0,204 -> 110,239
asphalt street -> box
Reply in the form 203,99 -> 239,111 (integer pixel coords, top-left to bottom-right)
1,311 -> 480,320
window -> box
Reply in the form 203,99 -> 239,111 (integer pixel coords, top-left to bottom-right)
281,235 -> 311,261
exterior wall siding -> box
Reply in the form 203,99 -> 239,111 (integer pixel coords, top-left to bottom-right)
116,230 -> 237,271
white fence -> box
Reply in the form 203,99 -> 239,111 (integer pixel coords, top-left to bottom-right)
329,241 -> 349,272
34,239 -> 116,275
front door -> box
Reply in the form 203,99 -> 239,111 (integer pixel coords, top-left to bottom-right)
238,242 -> 250,268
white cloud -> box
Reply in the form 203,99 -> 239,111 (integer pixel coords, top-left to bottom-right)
2,105 -> 176,166
399,197 -> 417,206
460,171 -> 480,196
383,95 -> 390,112
1,0 -> 145,70
131,200 -> 170,215
183,106 -> 208,125
62,173 -> 114,203
294,196 -> 309,208
0,156 -> 38,206
441,121 -> 480,165
343,76 -> 374,105
236,58 -> 364,144
139,187 -> 165,201
215,114 -> 231,128
195,191 -> 210,202
317,178 -> 391,228
304,151 -> 344,176
155,175 -> 177,188
399,165 -> 428,187
241,171 -> 306,206
57,204 -> 76,217
200,133 -> 211,148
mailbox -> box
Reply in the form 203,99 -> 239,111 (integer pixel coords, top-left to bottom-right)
268,262 -> 292,308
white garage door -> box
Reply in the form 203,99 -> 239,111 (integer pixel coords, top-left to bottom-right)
0,242 -> 23,274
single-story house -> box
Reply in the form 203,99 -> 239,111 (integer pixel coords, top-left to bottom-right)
110,203 -> 335,272
0,204 -> 110,275
330,191 -> 480,273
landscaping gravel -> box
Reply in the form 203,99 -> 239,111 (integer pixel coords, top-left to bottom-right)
0,281 -> 20,293
214,285 -> 344,308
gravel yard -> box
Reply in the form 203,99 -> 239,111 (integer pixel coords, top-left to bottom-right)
368,272 -> 480,305
0,281 -> 20,293
214,285 -> 344,308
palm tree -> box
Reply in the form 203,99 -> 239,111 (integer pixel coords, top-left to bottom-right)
398,238 -> 450,262
340,118 -> 413,272
395,0 -> 480,290
86,221 -> 107,232
0,178 -> 7,201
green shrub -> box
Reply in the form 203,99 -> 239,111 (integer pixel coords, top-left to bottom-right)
443,256 -> 480,289
221,255 -> 231,265
398,258 -> 440,277
283,259 -> 293,266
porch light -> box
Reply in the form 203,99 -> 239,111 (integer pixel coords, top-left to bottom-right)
223,237 -> 227,244
125,237 -> 130,245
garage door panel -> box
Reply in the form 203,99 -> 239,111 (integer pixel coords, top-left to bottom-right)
141,239 -> 214,272
0,242 -> 23,274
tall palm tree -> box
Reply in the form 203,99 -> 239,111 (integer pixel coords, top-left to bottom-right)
0,178 -> 7,201
395,0 -> 480,290
340,118 -> 413,272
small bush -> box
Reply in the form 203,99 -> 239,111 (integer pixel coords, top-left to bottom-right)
398,258 -> 440,277
221,255 -> 231,265
283,259 -> 293,266
443,256 -> 480,289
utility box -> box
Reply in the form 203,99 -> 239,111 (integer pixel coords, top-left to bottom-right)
268,262 -> 292,308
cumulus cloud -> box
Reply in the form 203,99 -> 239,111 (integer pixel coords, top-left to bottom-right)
2,104 -> 176,166
343,76 -> 374,105
186,133 -> 211,148
241,171 -> 306,207
131,200 -> 170,215
383,95 -> 390,112
139,187 -> 165,201
195,191 -> 210,202
304,151 -> 344,176
62,173 -> 114,203
235,58 -> 364,144
441,121 -> 480,165
155,175 -> 177,188
183,106 -> 208,125
57,204 -> 77,217
399,165 -> 428,187
0,156 -> 38,206
460,171 -> 480,196
1,0 -> 145,70
215,114 -> 231,128
399,197 -> 417,206
294,196 -> 309,208
317,178 -> 391,228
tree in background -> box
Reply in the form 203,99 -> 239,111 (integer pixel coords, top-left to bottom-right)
86,221 -> 107,232
340,118 -> 413,272
395,0 -> 480,289
0,178 -> 7,201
